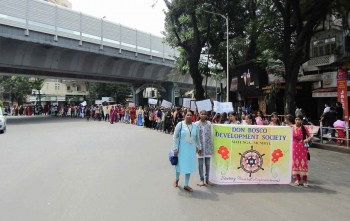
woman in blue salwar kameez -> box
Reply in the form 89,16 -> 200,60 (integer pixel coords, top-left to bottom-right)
173,111 -> 202,192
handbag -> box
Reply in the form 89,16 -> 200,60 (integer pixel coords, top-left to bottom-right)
169,122 -> 182,165
302,126 -> 311,161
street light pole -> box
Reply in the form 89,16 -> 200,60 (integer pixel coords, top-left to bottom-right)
201,9 -> 229,102
226,16 -> 229,102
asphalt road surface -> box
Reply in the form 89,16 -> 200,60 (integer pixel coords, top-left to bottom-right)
1,116 -> 350,221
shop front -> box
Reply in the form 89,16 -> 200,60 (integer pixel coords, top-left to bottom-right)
235,60 -> 268,115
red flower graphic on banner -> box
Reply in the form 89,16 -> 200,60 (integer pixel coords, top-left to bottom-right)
271,149 -> 283,163
218,146 -> 229,160
271,158 -> 279,163
222,154 -> 229,160
218,146 -> 229,156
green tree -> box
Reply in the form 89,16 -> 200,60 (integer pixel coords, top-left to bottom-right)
0,76 -> 31,105
86,82 -> 131,104
163,0 -> 259,100
29,78 -> 45,104
258,0 -> 350,114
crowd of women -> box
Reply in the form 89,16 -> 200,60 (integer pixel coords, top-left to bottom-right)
5,102 -> 313,191
168,108 -> 312,192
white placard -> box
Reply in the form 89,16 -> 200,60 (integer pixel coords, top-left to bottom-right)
148,98 -> 157,105
80,101 -> 87,106
129,103 -> 135,107
161,100 -> 172,108
190,100 -> 197,111
95,100 -> 103,105
195,99 -> 212,112
214,101 -> 234,113
183,98 -> 192,108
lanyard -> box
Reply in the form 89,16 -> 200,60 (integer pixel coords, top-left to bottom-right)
186,124 -> 193,137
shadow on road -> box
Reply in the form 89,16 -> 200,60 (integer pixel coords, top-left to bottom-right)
6,116 -> 89,125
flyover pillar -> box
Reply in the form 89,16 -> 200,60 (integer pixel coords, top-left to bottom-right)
161,82 -> 177,105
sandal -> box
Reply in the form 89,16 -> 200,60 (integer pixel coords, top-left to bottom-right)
184,186 -> 193,192
173,180 -> 179,188
206,180 -> 213,186
198,181 -> 205,186
303,182 -> 308,187
294,180 -> 299,186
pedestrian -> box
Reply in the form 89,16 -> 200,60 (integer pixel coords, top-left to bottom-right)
156,108 -> 163,131
256,110 -> 268,125
228,111 -> 240,124
245,114 -> 257,125
284,114 -> 294,127
173,111 -> 202,192
220,112 -> 229,124
143,107 -> 149,128
195,110 -> 213,186
320,107 -> 336,142
137,106 -> 143,126
241,111 -> 247,125
292,115 -> 312,187
164,109 -> 172,134
269,112 -> 280,126
104,105 -> 109,122
335,102 -> 344,120
130,107 -> 136,124
124,108 -> 130,124
85,106 -> 91,121
109,106 -> 115,124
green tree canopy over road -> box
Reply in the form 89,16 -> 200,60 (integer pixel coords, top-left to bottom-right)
163,0 -> 350,114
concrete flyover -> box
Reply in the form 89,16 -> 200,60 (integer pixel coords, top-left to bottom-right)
0,0 -> 217,105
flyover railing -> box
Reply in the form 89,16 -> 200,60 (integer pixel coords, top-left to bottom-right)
0,0 -> 177,61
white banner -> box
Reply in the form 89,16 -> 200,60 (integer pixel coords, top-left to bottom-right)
148,98 -> 157,105
129,103 -> 135,107
196,99 -> 212,112
161,100 -> 172,108
214,101 -> 234,113
183,98 -> 192,108
190,100 -> 197,112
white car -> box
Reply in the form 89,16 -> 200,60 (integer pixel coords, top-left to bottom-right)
0,108 -> 7,134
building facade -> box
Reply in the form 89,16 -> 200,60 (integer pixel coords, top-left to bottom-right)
28,79 -> 89,105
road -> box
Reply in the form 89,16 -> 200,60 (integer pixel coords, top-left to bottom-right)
1,116 -> 349,221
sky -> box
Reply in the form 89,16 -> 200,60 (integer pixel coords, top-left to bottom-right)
70,0 -> 167,37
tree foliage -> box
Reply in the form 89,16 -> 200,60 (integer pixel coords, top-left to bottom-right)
0,76 -> 31,104
86,82 -> 131,104
257,0 -> 350,114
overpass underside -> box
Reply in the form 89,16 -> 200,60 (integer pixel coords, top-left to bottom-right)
0,25 -> 216,105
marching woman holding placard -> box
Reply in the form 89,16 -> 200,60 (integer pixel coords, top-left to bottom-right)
173,111 -> 202,192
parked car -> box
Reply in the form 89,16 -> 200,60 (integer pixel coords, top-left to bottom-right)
0,108 -> 7,134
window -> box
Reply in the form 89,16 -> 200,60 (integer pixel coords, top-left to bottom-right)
325,44 -> 330,55
67,86 -> 71,91
313,47 -> 318,57
55,83 -> 60,90
319,46 -> 324,56
312,37 -> 336,57
76,85 -> 81,91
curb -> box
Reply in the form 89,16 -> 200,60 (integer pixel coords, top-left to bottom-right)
311,142 -> 350,154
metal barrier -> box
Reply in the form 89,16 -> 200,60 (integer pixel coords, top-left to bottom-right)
0,0 -> 178,60
319,122 -> 349,147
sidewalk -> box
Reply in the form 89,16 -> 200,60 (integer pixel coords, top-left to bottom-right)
312,142 -> 350,154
